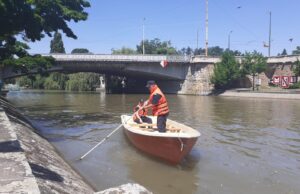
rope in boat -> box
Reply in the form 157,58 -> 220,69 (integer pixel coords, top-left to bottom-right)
178,137 -> 184,152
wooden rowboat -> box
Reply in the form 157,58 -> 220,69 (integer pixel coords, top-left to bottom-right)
121,115 -> 201,164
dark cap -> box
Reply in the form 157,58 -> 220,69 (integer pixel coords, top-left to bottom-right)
139,99 -> 144,103
145,80 -> 156,88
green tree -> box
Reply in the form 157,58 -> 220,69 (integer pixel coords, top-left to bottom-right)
292,46 -> 300,55
208,46 -> 224,56
194,48 -> 205,55
71,48 -> 90,54
294,60 -> 300,76
44,32 -> 68,90
179,47 -> 194,55
241,51 -> 267,91
50,32 -> 65,53
68,48 -> 101,91
136,38 -> 177,55
228,50 -> 243,56
111,47 -> 136,54
211,52 -> 241,90
0,0 -> 90,74
66,73 -> 100,91
281,49 -> 288,56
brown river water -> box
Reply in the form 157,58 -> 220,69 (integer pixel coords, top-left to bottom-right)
7,90 -> 300,194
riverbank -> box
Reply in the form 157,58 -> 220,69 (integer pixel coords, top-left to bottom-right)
219,89 -> 300,99
0,97 -> 152,193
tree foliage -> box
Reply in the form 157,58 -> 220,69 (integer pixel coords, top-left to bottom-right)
292,46 -> 300,55
50,32 -> 66,53
179,47 -> 194,55
44,72 -> 69,90
241,51 -> 267,90
66,73 -> 100,91
136,38 -> 177,55
0,0 -> 90,73
208,46 -> 224,56
71,48 -> 90,54
241,51 -> 267,76
44,32 -> 68,89
211,52 -> 241,89
294,60 -> 300,76
281,49 -> 287,56
112,47 -> 136,54
179,46 -> 242,56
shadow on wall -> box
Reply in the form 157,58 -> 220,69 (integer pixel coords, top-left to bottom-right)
234,77 -> 252,88
106,76 -> 183,94
29,162 -> 64,182
0,140 -> 23,153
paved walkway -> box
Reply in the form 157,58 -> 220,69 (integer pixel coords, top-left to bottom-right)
0,107 -> 40,193
220,91 -> 300,99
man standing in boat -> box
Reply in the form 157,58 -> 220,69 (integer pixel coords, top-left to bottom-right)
143,80 -> 169,132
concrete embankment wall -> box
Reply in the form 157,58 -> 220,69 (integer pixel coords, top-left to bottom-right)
0,97 -> 95,193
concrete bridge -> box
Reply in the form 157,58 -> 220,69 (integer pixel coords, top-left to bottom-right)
43,54 -> 192,80
1,54 -> 299,94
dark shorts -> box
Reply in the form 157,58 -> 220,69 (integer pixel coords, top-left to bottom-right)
134,116 -> 152,124
157,113 -> 169,132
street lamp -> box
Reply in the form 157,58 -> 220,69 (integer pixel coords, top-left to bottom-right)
268,11 -> 272,57
228,30 -> 233,50
142,17 -> 145,55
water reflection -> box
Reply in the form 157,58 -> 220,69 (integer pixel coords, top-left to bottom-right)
123,139 -> 200,194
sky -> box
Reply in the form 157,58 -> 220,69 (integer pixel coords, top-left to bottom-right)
28,0 -> 300,56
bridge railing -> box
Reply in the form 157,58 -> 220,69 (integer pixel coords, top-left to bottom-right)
42,54 -> 190,63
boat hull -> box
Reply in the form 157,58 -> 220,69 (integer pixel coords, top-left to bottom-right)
124,129 -> 198,164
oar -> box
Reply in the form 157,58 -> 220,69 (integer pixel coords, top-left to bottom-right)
79,124 -> 123,160
79,109 -> 142,160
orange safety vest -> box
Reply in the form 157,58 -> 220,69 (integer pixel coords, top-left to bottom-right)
133,104 -> 147,121
148,85 -> 169,116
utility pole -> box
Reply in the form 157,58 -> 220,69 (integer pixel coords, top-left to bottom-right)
228,30 -> 233,50
268,11 -> 272,57
197,29 -> 199,51
142,17 -> 145,55
205,0 -> 208,56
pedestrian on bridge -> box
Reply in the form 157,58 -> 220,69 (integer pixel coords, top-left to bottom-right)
143,80 -> 169,132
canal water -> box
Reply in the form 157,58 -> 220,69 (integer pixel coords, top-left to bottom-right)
7,90 -> 300,194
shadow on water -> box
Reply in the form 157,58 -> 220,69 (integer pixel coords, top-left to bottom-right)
180,148 -> 202,170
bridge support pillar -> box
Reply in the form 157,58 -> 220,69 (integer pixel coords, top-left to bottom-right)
177,63 -> 214,95
0,69 -> 3,92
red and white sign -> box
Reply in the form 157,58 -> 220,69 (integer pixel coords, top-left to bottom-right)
160,60 -> 168,68
281,76 -> 290,88
272,76 -> 281,85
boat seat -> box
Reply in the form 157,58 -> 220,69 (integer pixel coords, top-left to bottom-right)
167,127 -> 181,133
129,123 -> 181,132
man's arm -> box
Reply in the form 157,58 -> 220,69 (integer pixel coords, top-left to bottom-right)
143,94 -> 162,110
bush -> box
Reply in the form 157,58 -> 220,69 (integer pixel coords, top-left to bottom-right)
211,52 -> 241,89
288,82 -> 300,89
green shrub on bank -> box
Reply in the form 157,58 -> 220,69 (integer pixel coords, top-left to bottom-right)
65,73 -> 100,91
211,52 -> 241,89
288,82 -> 300,89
